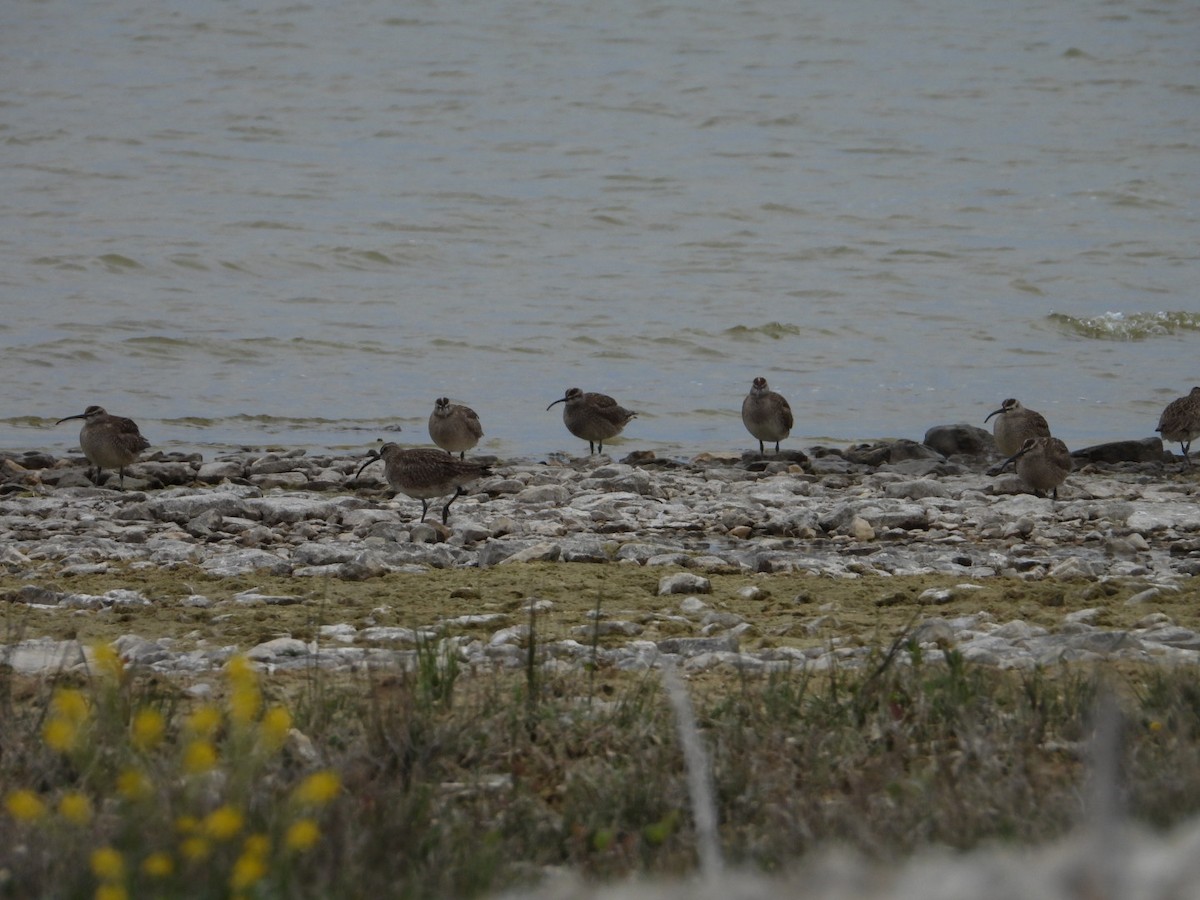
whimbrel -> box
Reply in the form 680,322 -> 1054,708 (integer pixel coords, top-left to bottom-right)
985,398 -> 1052,457
988,436 -> 1072,500
741,376 -> 793,454
55,405 -> 150,489
1155,386 -> 1200,467
355,443 -> 492,524
428,397 -> 483,459
546,387 -> 636,455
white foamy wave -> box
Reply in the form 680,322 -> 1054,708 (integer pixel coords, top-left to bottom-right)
1049,311 -> 1200,341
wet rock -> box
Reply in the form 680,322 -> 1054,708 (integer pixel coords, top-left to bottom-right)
1071,437 -> 1166,464
923,423 -> 994,458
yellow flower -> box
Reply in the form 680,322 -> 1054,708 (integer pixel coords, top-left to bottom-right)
229,684 -> 262,726
4,789 -> 48,822
182,740 -> 218,774
52,688 -> 90,724
285,818 -> 320,852
58,791 -> 93,825
243,833 -> 271,858
179,836 -> 210,862
116,768 -> 153,802
175,815 -> 201,834
131,708 -> 166,752
95,885 -> 128,900
185,703 -> 222,738
291,770 -> 341,808
258,705 -> 292,752
90,846 -> 125,882
43,717 -> 80,753
203,805 -> 244,842
44,689 -> 89,751
225,655 -> 256,688
1150,720 -> 1165,733
141,852 -> 174,878
229,851 -> 268,890
91,643 -> 124,680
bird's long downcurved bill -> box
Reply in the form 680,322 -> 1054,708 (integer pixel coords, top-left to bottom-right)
55,414 -> 87,425
546,396 -> 568,411
355,452 -> 382,479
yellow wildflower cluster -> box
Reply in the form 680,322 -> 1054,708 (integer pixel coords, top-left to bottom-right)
2,649 -> 343,899
43,687 -> 91,753
90,846 -> 126,900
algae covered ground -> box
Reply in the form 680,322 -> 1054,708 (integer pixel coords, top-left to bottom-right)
4,563 -> 1199,659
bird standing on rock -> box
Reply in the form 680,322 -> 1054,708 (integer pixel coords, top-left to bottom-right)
1155,386 -> 1200,467
428,397 -> 483,459
741,376 -> 793,455
355,442 -> 492,525
988,436 -> 1072,500
547,387 -> 636,455
55,405 -> 150,489
985,398 -> 1052,457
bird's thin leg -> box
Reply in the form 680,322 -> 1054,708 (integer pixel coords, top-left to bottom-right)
419,499 -> 430,522
442,486 -> 465,524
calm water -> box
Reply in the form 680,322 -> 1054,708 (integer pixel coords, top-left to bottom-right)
3,0 -> 1198,460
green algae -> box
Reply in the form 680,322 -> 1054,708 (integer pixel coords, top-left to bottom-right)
5,563 -> 1198,663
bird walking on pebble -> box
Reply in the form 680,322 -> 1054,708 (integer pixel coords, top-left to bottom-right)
547,387 -> 636,455
988,435 -> 1072,500
428,397 -> 483,459
355,442 -> 492,524
742,376 -> 793,454
55,405 -> 150,489
1155,386 -> 1200,467
985,398 -> 1052,457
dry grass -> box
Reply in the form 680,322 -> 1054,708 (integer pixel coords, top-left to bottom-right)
3,635 -> 1200,898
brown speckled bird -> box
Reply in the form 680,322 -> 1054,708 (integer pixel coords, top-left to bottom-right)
1155,386 -> 1200,467
428,397 -> 483,459
546,387 -> 636,455
741,376 -> 794,454
55,405 -> 150,489
355,442 -> 492,524
989,435 -> 1072,500
984,398 -> 1052,457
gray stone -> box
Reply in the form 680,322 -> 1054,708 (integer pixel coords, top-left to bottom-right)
1071,437 -> 1165,464
658,573 -> 712,595
656,635 -> 738,656
202,549 -> 291,576
247,637 -> 312,660
923,423 -> 994,458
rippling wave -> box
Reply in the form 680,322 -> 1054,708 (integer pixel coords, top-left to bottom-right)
1048,311 -> 1200,341
723,323 -> 804,340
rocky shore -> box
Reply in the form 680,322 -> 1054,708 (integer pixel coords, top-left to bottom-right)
3,425 -> 1200,680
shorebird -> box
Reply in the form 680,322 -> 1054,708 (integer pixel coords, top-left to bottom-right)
988,436 -> 1072,500
428,397 -> 483,459
984,398 -> 1052,457
1155,386 -> 1200,467
741,376 -> 794,454
546,388 -> 636,455
55,405 -> 150,489
355,442 -> 492,524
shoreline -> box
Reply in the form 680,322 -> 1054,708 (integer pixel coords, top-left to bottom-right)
3,429 -> 1199,679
